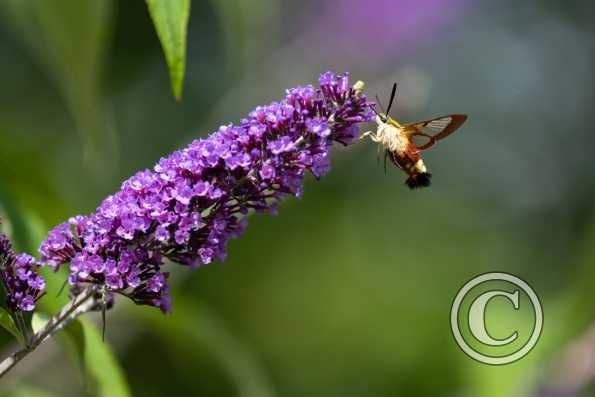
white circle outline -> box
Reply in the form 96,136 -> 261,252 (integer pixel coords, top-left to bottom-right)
450,272 -> 543,365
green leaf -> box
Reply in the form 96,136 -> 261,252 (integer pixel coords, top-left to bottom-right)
0,307 -> 24,346
207,0 -> 280,78
137,297 -> 276,397
145,0 -> 190,100
0,384 -> 60,397
31,312 -> 49,334
0,0 -> 118,180
0,187 -> 33,253
59,319 -> 132,397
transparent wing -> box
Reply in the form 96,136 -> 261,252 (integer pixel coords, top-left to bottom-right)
404,114 -> 467,150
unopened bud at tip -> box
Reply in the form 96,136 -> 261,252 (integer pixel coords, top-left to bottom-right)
353,80 -> 365,95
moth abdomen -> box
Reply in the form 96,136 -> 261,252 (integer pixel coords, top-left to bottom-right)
405,172 -> 432,189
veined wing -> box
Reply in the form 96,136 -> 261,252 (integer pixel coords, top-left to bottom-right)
404,114 -> 467,150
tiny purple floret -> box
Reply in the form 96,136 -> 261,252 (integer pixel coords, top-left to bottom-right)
39,72 -> 373,313
0,235 -> 46,312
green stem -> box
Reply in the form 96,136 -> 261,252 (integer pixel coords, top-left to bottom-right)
0,286 -> 98,378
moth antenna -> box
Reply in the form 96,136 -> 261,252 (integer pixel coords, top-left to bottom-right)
374,95 -> 389,123
371,105 -> 388,125
375,95 -> 386,114
385,82 -> 397,117
369,104 -> 380,118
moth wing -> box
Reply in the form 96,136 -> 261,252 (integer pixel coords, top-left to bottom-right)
404,114 -> 467,150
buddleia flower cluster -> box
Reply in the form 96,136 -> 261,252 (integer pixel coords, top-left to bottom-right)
39,72 -> 373,313
0,233 -> 46,312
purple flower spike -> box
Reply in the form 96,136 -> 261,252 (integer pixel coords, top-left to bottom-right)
0,234 -> 46,312
39,72 -> 373,313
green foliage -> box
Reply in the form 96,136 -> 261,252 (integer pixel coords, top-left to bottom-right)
0,0 -> 116,180
137,296 -> 276,397
207,0 -> 280,78
0,177 -> 130,396
145,0 -> 190,100
30,312 -> 49,334
0,307 -> 24,346
59,319 -> 131,397
0,385 -> 59,397
0,187 -> 33,253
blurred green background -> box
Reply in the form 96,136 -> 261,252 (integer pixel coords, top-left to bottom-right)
1,0 -> 595,396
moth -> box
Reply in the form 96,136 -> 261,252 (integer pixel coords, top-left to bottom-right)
361,83 -> 467,189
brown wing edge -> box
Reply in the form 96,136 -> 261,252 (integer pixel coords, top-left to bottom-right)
431,114 -> 468,141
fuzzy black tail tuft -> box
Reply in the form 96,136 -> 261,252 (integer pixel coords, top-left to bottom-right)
405,173 -> 432,189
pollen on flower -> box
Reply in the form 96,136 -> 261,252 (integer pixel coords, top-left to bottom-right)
39,72 -> 373,313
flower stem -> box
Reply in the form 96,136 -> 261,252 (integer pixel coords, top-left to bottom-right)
0,286 -> 98,378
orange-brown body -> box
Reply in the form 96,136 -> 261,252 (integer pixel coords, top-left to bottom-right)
362,115 -> 431,188
361,112 -> 467,189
